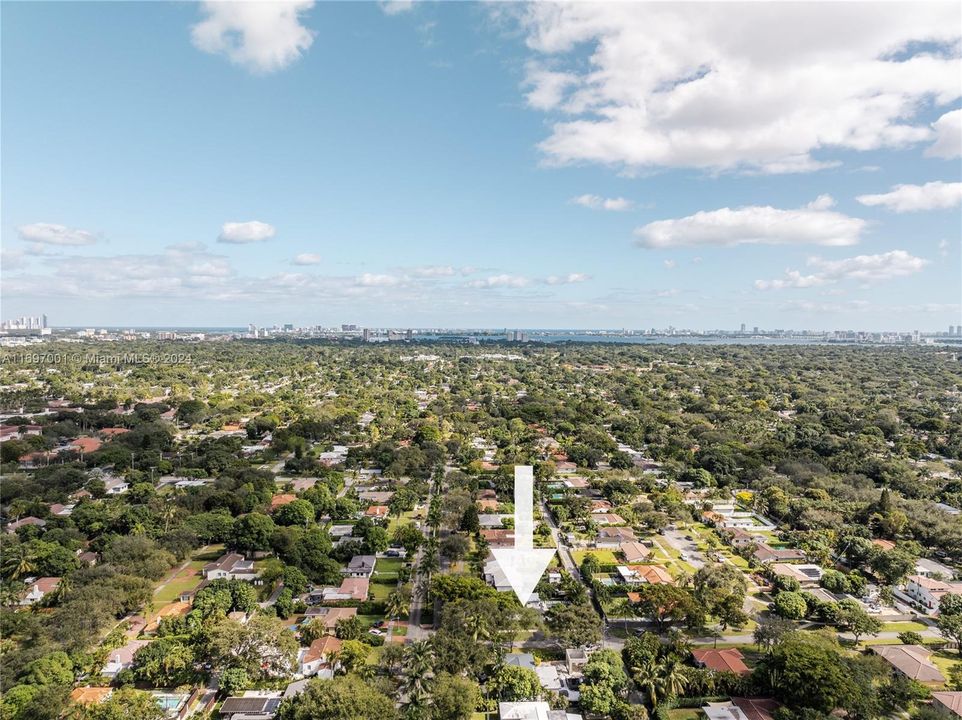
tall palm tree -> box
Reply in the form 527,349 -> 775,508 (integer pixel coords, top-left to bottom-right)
4,545 -> 35,580
386,590 -> 410,620
631,657 -> 661,708
402,640 -> 435,705
656,658 -> 689,703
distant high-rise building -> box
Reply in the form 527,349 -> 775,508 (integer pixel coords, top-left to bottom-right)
753,326 -> 759,334
740,323 -> 746,333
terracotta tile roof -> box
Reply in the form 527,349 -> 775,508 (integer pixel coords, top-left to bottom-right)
271,494 -> 298,509
365,505 -> 389,517
692,648 -> 750,675
70,437 -> 102,453
303,636 -> 342,663
69,687 -> 113,705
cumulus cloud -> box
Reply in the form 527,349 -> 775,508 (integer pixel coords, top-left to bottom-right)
380,0 -> 414,15
634,198 -> 865,249
191,1 -> 315,74
544,272 -> 590,285
755,250 -> 928,290
927,109 -> 962,158
293,253 -> 321,265
355,273 -> 400,287
570,194 -> 633,211
856,181 -> 962,212
663,259 -> 676,269
512,3 -> 961,174
218,221 -> 277,244
17,223 -> 98,246
466,274 -> 532,289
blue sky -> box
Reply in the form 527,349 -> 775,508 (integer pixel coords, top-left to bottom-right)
2,1 -> 961,330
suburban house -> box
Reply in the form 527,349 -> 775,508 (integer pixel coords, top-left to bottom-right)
49,503 -> 75,517
103,476 -> 129,495
904,575 -> 962,611
298,636 -> 342,678
722,527 -> 757,549
595,527 -> 637,548
873,645 -> 946,683
770,563 -> 823,587
479,514 -> 510,528
702,698 -> 780,720
69,687 -> 113,706
932,692 -> 962,718
321,577 -> 369,602
592,514 -> 626,526
691,648 -> 750,675
102,639 -> 149,679
484,556 -> 513,593
303,606 -> 358,634
364,505 -> 390,519
565,647 -> 592,675
620,541 -> 651,563
203,553 -> 259,582
616,565 -> 674,585
343,555 -> 376,578
20,577 -> 60,605
753,543 -> 806,564
270,494 -> 297,511
915,558 -> 957,580
5,516 -> 46,534
218,694 -> 282,719
498,701 -> 582,720
482,529 -> 516,548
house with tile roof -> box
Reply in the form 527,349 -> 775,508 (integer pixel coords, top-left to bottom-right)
298,636 -> 342,677
873,645 -> 946,683
20,577 -> 60,605
692,648 -> 750,675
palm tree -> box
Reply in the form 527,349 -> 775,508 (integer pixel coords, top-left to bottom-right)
402,640 -> 435,705
631,657 -> 661,707
386,589 -> 410,620
656,658 -> 689,703
3,545 -> 35,580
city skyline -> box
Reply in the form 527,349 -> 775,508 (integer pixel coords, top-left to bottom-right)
2,2 -> 961,330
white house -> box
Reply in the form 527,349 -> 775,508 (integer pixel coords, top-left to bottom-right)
202,553 -> 258,581
102,639 -> 149,679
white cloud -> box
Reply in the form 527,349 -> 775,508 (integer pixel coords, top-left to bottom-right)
525,64 -> 579,111
856,181 -> 962,212
512,3 -> 961,174
191,1 -> 315,74
411,265 -> 455,277
218,221 -> 277,244
939,239 -> 950,257
927,109 -> 962,158
355,273 -> 400,287
545,272 -> 590,285
570,194 -> 633,211
806,194 -> 836,211
466,274 -> 532,289
634,199 -> 866,249
663,259 -> 676,269
755,250 -> 928,290
17,223 -> 97,246
293,253 -> 321,265
380,0 -> 414,16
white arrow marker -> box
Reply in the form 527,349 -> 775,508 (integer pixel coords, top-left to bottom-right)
492,465 -> 555,605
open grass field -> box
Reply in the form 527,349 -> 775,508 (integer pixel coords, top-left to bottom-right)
571,549 -> 619,565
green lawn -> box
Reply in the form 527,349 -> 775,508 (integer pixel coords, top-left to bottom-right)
931,650 -> 962,678
880,621 -> 929,633
373,558 -> 404,579
369,579 -> 396,602
572,549 -> 619,565
154,573 -> 203,604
